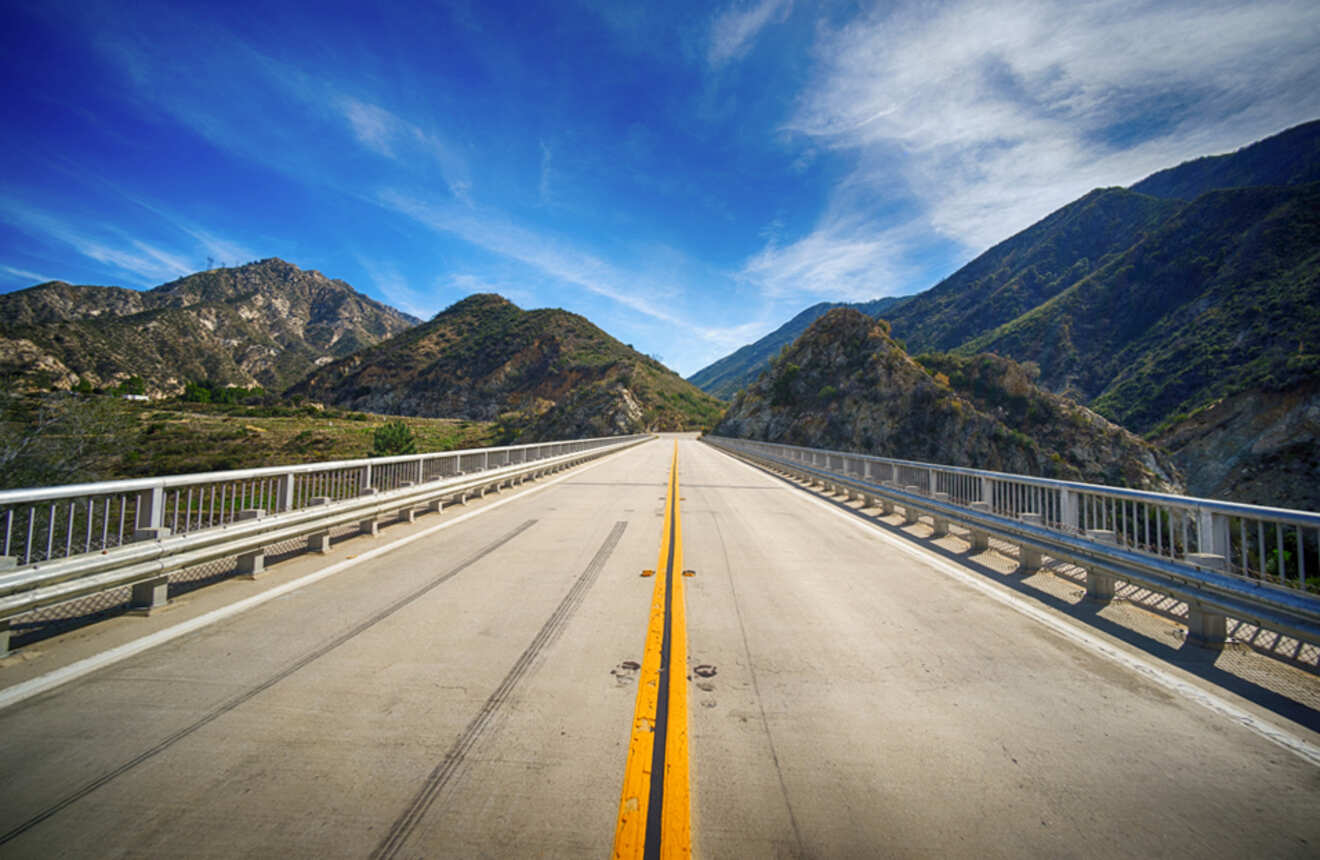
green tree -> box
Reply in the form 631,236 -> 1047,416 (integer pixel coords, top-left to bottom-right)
183,381 -> 212,402
370,420 -> 417,457
0,392 -> 134,489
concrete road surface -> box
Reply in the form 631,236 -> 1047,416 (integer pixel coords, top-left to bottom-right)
1,435 -> 1317,858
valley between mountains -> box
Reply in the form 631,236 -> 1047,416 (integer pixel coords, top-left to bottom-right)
3,121 -> 1319,509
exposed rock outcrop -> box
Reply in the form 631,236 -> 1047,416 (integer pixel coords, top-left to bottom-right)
1158,380 -> 1320,509
715,309 -> 1181,491
0,258 -> 418,395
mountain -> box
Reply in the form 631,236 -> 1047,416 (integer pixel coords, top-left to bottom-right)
879,188 -> 1181,354
688,296 -> 910,400
715,309 -> 1179,490
0,259 -> 419,394
1154,378 -> 1320,509
687,189 -> 1180,398
959,182 -> 1320,433
288,293 -> 724,438
698,120 -> 1320,505
1130,119 -> 1320,201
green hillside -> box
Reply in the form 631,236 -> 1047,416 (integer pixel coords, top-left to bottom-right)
687,296 -> 909,399
290,293 -> 723,438
960,182 -> 1320,433
715,309 -> 1178,490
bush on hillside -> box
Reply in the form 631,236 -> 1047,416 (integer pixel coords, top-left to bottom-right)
371,420 -> 417,457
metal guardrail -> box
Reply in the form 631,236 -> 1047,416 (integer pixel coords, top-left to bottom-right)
1,438 -> 637,567
705,436 -> 1320,650
0,434 -> 649,652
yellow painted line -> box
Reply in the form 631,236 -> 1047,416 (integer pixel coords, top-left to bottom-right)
613,442 -> 692,859
663,451 -> 691,860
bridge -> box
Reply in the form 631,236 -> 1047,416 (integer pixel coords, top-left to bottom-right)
1,434 -> 1318,857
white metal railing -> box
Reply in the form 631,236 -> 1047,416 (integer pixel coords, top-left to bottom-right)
708,437 -> 1320,594
0,437 -> 640,569
0,434 -> 652,654
707,435 -> 1320,652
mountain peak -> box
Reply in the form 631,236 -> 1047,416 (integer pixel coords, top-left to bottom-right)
1129,118 -> 1320,200
1,259 -> 418,394
717,308 -> 1179,491
443,293 -> 518,314
292,295 -> 722,437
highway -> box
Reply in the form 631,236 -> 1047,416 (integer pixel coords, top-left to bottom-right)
1,435 -> 1317,858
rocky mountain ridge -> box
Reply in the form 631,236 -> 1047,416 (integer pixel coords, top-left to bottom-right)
716,309 -> 1179,491
687,296 -> 909,400
0,258 -> 419,394
289,293 -> 723,439
696,119 -> 1320,506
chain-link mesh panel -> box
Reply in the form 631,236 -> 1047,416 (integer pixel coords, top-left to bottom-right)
7,522 -> 365,649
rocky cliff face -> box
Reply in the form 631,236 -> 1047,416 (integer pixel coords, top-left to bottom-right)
0,258 -> 418,394
289,293 -> 723,438
1157,379 -> 1320,509
715,309 -> 1180,491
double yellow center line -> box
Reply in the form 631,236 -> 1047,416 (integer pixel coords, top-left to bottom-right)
613,442 -> 691,859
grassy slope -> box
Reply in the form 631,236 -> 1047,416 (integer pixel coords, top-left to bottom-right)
0,396 -> 499,482
883,188 -> 1180,354
958,183 -> 1320,432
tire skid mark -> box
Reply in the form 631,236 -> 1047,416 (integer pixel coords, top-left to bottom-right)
709,510 -> 805,856
372,520 -> 629,860
0,520 -> 538,849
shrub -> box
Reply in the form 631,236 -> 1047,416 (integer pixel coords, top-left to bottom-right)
371,420 -> 417,457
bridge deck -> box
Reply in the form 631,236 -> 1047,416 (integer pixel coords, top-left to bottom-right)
1,435 -> 1317,857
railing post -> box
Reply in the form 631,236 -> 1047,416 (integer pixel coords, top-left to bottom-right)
133,485 -> 170,541
1060,489 -> 1078,533
902,486 -> 921,525
362,462 -> 373,494
278,472 -> 295,512
967,501 -> 992,552
1184,553 -> 1230,648
307,496 -> 332,553
1084,530 -> 1117,602
931,492 -> 950,537
235,509 -> 266,578
129,575 -> 170,614
1018,513 -> 1043,574
1196,509 -> 1230,558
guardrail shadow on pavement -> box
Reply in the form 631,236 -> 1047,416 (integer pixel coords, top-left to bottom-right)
738,456 -> 1320,735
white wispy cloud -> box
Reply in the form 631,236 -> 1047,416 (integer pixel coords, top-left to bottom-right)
377,190 -> 689,327
708,0 -> 792,66
334,94 -> 471,201
340,97 -> 399,158
743,218 -> 928,302
94,22 -> 472,206
752,0 -> 1320,300
0,200 -> 194,285
117,194 -> 260,268
354,257 -> 436,319
0,264 -> 55,286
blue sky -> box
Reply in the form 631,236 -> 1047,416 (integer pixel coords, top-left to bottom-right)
2,0 -> 1318,375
